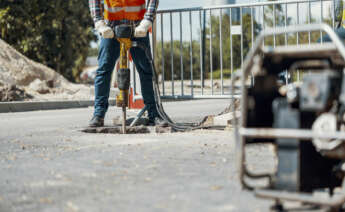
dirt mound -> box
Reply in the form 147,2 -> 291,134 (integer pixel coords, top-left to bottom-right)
0,39 -> 68,87
0,39 -> 93,101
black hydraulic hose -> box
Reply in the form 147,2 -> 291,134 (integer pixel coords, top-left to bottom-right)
132,41 -> 207,131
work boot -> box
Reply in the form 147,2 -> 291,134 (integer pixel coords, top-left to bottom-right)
89,116 -> 104,127
149,116 -> 168,127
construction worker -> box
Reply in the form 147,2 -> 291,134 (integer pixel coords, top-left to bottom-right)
88,0 -> 165,127
321,0 -> 345,42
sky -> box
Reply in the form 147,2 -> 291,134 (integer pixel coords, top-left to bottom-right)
159,0 -> 204,9
155,0 -> 333,41
159,0 -> 256,10
155,0 -> 267,42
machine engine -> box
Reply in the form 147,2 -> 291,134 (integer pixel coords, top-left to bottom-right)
236,24 -> 345,211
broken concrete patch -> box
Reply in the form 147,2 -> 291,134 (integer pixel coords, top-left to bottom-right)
218,99 -> 240,115
112,116 -> 149,126
81,126 -> 151,134
155,126 -> 176,134
212,111 -> 241,126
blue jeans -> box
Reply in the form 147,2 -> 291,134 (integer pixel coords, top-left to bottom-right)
94,35 -> 158,119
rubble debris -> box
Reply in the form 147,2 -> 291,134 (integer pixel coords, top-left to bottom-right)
28,79 -> 50,94
81,126 -> 150,134
201,99 -> 241,127
0,84 -> 33,102
81,125 -> 179,134
112,116 -> 149,126
155,126 -> 176,134
217,99 -> 241,116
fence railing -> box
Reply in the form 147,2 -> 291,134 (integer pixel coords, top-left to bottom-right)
132,0 -> 337,100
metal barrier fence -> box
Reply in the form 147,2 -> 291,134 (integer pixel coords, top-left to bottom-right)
132,0 -> 337,100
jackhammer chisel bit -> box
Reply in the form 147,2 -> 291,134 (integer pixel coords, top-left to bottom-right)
115,25 -> 133,134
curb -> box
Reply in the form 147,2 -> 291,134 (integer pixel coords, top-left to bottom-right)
0,99 -> 116,113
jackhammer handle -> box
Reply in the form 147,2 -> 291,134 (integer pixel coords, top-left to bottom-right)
114,25 -> 135,39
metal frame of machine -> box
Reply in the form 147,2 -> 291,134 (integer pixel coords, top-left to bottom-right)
233,24 -> 345,211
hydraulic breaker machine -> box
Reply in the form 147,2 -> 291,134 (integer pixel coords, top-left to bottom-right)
234,24 -> 345,211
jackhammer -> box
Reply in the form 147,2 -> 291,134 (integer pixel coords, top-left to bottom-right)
113,25 -> 133,134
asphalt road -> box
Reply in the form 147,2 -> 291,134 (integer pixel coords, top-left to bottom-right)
0,99 -> 273,212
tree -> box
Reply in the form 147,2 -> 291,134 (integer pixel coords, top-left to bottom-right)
154,11 -> 260,82
207,12 -> 260,75
0,0 -> 96,82
263,0 -> 293,46
155,40 -> 202,81
263,0 -> 334,46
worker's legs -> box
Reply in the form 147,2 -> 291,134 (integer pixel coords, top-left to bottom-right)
130,35 -> 158,120
319,27 -> 345,42
94,38 -> 120,118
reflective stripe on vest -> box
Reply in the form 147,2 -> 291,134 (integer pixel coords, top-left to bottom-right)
104,0 -> 146,21
105,4 -> 145,13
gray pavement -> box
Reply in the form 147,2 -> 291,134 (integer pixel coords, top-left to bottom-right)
0,99 -> 272,212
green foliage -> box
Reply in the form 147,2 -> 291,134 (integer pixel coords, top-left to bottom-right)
264,0 -> 292,46
206,13 -> 261,72
208,69 -> 232,79
155,12 -> 260,81
88,47 -> 99,57
0,0 -> 96,82
155,40 -> 201,81
264,0 -> 332,46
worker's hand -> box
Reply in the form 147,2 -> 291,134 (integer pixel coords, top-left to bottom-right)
134,20 -> 152,37
95,20 -> 114,39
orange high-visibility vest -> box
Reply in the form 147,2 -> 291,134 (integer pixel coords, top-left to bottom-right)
104,0 -> 146,21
